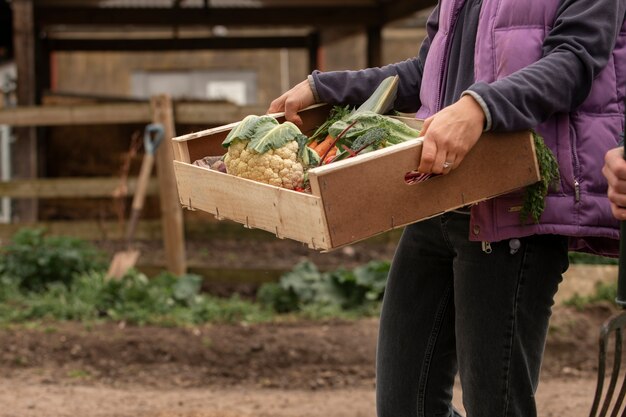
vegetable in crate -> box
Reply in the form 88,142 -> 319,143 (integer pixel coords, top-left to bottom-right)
326,111 -> 422,163
307,75 -> 400,153
222,115 -> 320,190
330,111 -> 421,144
193,155 -> 227,172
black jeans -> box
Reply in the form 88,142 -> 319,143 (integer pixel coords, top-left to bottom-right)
376,212 -> 569,417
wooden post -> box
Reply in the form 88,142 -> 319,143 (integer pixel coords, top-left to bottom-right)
12,0 -> 38,222
366,25 -> 382,68
307,31 -> 320,73
150,95 -> 187,276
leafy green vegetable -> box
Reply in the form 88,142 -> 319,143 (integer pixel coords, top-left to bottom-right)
308,75 -> 399,145
279,261 -> 344,307
222,115 -> 305,155
247,121 -> 303,154
222,114 -> 279,148
0,270 -> 271,326
0,228 -> 105,292
355,75 -> 399,114
257,260 -> 389,313
350,127 -> 389,151
295,133 -> 320,167
308,105 -> 352,143
221,115 -> 319,166
329,111 -> 421,145
520,132 -> 560,224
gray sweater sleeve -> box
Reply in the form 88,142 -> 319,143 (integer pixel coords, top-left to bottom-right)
468,0 -> 626,131
310,5 -> 439,113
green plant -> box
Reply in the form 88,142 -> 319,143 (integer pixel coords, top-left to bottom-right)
568,252 -> 618,265
0,269 -> 272,326
67,369 -> 91,379
0,228 -> 106,291
256,282 -> 298,313
520,132 -> 560,224
257,260 -> 389,314
563,280 -> 617,309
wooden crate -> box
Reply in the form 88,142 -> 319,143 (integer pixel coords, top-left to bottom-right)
172,104 -> 540,251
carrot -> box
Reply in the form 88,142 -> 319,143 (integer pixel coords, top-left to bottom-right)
322,146 -> 338,165
307,141 -> 319,151
315,134 -> 335,157
317,120 -> 358,166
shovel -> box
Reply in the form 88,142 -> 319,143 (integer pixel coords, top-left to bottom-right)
588,108 -> 626,416
106,123 -> 164,279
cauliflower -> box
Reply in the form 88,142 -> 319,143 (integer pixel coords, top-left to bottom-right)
221,115 -> 320,190
224,140 -> 305,189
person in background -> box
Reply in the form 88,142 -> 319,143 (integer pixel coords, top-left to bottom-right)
604,147 -> 626,220
270,1 -> 626,416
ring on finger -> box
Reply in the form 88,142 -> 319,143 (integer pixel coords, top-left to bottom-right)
442,161 -> 453,169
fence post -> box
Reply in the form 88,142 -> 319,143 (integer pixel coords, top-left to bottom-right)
150,95 -> 187,276
12,0 -> 38,222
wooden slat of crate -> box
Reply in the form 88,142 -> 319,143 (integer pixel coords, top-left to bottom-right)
308,131 -> 539,248
174,161 -> 331,250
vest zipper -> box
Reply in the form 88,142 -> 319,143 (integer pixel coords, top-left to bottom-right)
482,241 -> 492,254
570,123 -> 581,203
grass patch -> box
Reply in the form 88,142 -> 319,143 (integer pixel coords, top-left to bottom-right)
0,271 -> 273,326
568,252 -> 618,265
563,280 -> 617,310
67,369 -> 91,379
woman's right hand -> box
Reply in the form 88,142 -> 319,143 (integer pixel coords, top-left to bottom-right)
267,79 -> 316,127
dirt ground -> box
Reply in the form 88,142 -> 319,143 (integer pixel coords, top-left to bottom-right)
0,301 -> 621,417
1,235 -> 623,417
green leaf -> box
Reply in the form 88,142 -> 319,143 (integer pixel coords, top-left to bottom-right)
279,261 -> 323,305
222,115 -> 279,148
354,261 -> 389,301
222,115 -> 305,154
350,127 -> 389,151
172,274 -> 203,304
520,132 -> 560,224
329,111 -> 421,145
247,121 -> 303,154
308,105 -> 352,143
355,75 -> 399,114
256,282 -> 299,313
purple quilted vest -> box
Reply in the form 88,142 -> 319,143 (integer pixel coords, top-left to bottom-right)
418,0 -> 626,255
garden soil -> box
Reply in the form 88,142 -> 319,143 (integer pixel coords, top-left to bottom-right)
0,236 -> 623,417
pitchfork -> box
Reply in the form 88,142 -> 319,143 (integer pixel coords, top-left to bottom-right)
588,117 -> 626,417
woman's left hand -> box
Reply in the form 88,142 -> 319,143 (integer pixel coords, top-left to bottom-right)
417,94 -> 486,175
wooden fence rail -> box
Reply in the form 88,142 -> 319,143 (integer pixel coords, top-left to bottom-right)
0,177 -> 158,198
0,102 -> 267,127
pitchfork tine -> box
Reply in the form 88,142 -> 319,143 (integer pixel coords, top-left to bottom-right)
609,331 -> 626,417
589,314 -> 626,417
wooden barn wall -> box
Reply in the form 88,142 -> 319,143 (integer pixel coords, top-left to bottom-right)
53,49 -> 308,105
321,28 -> 426,71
